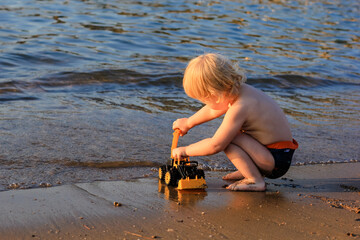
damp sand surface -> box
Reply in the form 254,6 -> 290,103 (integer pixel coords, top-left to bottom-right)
0,162 -> 359,240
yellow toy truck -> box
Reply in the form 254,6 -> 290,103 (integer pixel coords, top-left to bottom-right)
159,129 -> 207,190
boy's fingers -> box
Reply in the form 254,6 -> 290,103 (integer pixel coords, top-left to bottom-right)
179,131 -> 186,136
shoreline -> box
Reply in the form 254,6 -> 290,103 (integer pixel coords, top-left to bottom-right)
1,163 -> 359,240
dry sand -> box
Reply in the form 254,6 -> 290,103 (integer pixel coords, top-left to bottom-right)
0,162 -> 359,240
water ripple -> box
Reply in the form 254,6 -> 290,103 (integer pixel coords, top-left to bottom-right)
0,0 -> 359,191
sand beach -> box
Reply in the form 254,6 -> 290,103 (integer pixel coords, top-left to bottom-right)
1,162 -> 359,240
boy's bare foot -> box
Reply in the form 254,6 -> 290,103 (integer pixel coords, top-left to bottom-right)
226,178 -> 266,191
222,170 -> 244,180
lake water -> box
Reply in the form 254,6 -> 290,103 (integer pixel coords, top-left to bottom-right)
0,0 -> 359,191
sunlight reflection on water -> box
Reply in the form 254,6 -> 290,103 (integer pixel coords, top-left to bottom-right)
0,0 -> 359,191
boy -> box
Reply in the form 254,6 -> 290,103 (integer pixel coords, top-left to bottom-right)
172,53 -> 298,191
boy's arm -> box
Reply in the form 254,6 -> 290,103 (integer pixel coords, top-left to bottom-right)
173,105 -> 245,158
188,105 -> 227,128
173,105 -> 227,135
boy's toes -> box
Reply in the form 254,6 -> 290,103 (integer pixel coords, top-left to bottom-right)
226,179 -> 266,192
222,170 -> 244,180
226,183 -> 237,191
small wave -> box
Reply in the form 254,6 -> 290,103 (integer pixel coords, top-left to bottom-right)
42,72 -> 359,90
201,159 -> 359,171
0,70 -> 183,101
38,69 -> 182,89
6,53 -> 62,65
0,81 -> 24,94
63,160 -> 161,169
81,23 -> 126,33
1,70 -> 357,97
0,96 -> 38,102
295,159 -> 359,166
248,74 -> 359,90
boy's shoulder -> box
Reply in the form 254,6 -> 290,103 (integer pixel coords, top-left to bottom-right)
240,84 -> 271,103
230,84 -> 274,115
236,84 -> 259,105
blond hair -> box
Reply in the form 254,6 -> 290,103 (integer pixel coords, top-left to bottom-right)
183,53 -> 246,101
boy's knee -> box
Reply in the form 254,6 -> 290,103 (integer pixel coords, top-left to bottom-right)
224,143 -> 238,156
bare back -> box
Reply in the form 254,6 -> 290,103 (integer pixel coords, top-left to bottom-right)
232,84 -> 292,145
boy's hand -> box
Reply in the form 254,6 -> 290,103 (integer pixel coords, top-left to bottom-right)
172,118 -> 190,136
172,147 -> 187,159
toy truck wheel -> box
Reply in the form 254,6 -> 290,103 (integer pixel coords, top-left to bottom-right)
159,166 -> 166,180
196,169 -> 205,179
165,170 -> 178,186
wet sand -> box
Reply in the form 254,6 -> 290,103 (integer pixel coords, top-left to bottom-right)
0,163 -> 359,240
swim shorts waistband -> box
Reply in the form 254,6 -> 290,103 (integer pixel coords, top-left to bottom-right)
266,139 -> 298,150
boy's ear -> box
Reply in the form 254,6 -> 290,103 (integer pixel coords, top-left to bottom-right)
209,91 -> 223,103
215,93 -> 224,103
215,97 -> 221,103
